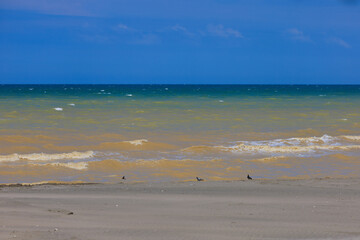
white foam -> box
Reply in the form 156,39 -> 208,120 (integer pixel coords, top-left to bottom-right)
68,103 -> 75,106
217,135 -> 360,155
50,162 -> 88,170
222,144 -> 360,154
341,135 -> 360,141
0,151 -> 94,162
124,139 -> 148,146
126,94 -> 133,97
234,135 -> 337,147
53,107 -> 63,111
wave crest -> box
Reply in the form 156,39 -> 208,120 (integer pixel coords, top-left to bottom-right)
221,144 -> 360,154
216,135 -> 360,155
341,135 -> 360,141
0,151 -> 94,162
123,139 -> 148,146
49,162 -> 89,170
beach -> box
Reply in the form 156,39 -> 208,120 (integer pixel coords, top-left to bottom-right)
1,85 -> 360,239
1,178 -> 360,240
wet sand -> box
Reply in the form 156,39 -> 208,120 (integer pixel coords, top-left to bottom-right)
1,178 -> 360,240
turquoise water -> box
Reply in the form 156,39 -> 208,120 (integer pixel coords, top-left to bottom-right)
0,85 -> 360,183
1,84 -> 360,134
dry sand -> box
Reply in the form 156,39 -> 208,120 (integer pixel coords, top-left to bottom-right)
1,178 -> 360,240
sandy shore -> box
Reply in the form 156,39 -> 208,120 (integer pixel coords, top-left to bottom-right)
1,178 -> 360,240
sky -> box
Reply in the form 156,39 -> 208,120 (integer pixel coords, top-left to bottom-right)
0,0 -> 359,84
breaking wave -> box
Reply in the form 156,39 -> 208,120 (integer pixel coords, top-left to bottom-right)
0,151 -> 94,162
216,135 -> 360,155
341,135 -> 360,141
123,139 -> 149,146
49,161 -> 89,170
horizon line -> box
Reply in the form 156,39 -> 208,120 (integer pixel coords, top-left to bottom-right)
1,83 -> 360,86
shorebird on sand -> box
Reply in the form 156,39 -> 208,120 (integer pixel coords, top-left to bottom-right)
196,177 -> 204,181
247,174 -> 253,180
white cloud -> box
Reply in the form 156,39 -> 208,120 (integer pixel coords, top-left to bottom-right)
286,28 -> 311,42
131,34 -> 160,45
117,24 -> 129,30
114,23 -> 138,32
328,37 -> 351,48
170,24 -> 195,37
207,24 -> 243,38
171,24 -> 187,32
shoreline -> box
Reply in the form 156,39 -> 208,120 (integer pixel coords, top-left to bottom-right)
0,175 -> 359,187
1,178 -> 360,239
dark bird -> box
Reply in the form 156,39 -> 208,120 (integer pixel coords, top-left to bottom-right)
247,174 -> 252,180
122,176 -> 126,180
196,177 -> 204,181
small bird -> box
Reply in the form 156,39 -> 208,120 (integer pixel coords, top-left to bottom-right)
122,176 -> 126,180
247,174 -> 252,180
196,177 -> 204,182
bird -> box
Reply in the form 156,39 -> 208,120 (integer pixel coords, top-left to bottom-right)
196,177 -> 204,182
247,174 -> 252,180
122,176 -> 126,180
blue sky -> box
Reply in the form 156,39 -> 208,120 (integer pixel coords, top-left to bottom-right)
0,0 -> 359,84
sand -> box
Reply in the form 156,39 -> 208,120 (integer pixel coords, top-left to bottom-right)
1,178 -> 360,240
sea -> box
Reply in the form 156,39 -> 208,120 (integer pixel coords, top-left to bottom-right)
1,84 -> 360,183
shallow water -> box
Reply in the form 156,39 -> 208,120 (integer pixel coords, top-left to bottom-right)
1,84 -> 360,183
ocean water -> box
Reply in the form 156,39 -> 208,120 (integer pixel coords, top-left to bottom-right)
1,84 -> 360,183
